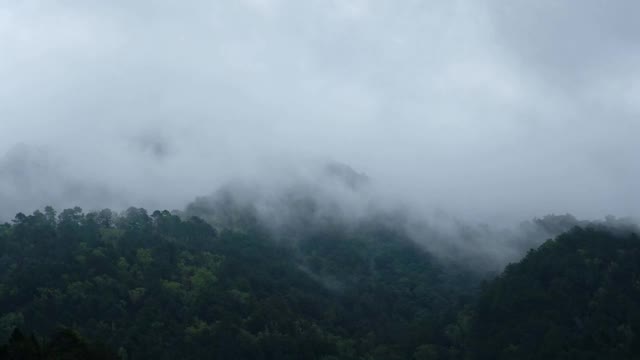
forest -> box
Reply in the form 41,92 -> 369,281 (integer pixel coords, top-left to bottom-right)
2,0 -> 638,358
0,202 -> 639,359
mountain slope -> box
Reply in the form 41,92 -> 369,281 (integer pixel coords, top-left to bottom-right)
470,227 -> 640,359
0,206 -> 477,359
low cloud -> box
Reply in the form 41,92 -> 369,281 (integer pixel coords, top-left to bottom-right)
1,0 -> 638,224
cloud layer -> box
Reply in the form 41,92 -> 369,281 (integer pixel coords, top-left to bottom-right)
1,0 -> 639,221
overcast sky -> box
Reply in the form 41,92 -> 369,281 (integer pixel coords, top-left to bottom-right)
0,0 -> 638,222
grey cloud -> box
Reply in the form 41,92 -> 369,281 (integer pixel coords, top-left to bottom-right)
487,0 -> 640,86
0,144 -> 130,219
0,0 -> 638,225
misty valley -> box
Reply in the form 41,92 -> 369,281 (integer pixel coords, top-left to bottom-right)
3,0 -> 640,358
1,179 -> 639,359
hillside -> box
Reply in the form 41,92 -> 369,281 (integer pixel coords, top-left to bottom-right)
1,204 -> 639,359
470,227 -> 640,359
0,206 -> 477,359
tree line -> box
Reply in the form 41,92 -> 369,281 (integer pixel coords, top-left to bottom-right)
1,206 -> 639,359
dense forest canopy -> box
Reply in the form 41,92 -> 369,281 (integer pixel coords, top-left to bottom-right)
0,204 -> 477,359
471,227 -> 640,359
0,195 -> 639,359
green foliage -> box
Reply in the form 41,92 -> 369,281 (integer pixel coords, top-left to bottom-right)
5,205 -> 636,359
0,327 -> 117,359
0,313 -> 24,344
469,227 -> 640,359
0,206 -> 476,359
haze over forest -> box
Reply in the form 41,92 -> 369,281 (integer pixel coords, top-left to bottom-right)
3,2 -> 640,359
1,1 -> 639,229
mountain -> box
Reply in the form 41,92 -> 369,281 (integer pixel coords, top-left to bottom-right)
1,196 -> 638,359
470,226 -> 640,359
0,205 -> 478,359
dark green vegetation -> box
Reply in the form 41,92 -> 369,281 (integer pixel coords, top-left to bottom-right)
1,327 -> 116,359
0,206 -> 476,359
0,204 -> 639,359
471,227 -> 640,359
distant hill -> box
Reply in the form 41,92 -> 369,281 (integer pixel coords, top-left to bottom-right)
0,205 -> 478,359
1,199 -> 639,359
470,226 -> 640,359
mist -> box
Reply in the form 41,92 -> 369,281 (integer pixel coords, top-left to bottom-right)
2,0 -> 639,225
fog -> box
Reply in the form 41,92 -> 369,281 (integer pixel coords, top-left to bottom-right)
1,0 -> 639,224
